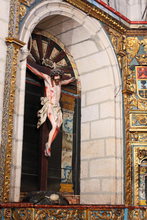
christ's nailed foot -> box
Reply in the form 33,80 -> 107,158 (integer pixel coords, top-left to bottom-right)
44,143 -> 51,157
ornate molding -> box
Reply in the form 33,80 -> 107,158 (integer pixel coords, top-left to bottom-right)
19,0 -> 35,20
130,113 -> 147,130
65,0 -> 147,36
0,206 -> 125,219
8,0 -> 20,38
126,29 -> 147,36
137,149 -> 147,161
19,0 -> 35,6
133,146 -> 147,205
119,37 -> 134,205
65,0 -> 127,34
128,208 -> 147,219
130,131 -> 147,143
0,37 -> 25,202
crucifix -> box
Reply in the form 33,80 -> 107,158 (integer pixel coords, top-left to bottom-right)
27,60 -> 75,157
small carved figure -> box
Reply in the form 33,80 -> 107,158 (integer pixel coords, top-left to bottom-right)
27,63 -> 75,156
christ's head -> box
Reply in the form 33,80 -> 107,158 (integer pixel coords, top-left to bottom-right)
50,68 -> 63,85
53,75 -> 61,85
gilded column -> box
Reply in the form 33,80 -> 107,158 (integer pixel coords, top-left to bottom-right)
122,53 -> 133,205
0,0 -> 25,202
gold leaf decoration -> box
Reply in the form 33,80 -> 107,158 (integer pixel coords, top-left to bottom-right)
141,38 -> 147,52
126,37 -> 140,62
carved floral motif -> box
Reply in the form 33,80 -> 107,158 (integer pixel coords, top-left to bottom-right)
126,37 -> 140,63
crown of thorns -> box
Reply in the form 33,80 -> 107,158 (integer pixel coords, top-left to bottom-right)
50,68 -> 64,79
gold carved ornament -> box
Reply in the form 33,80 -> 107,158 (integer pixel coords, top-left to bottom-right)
125,37 -> 147,206
131,114 -> 147,127
104,30 -> 134,205
121,46 -> 132,205
0,37 -> 25,202
65,0 -> 126,34
133,147 -> 147,206
128,208 -> 147,220
19,0 -> 35,20
130,132 -> 147,142
135,39 -> 147,65
19,0 -> 35,6
34,209 -> 86,219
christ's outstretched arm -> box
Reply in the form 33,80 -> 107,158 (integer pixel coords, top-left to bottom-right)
27,63 -> 47,80
61,77 -> 75,85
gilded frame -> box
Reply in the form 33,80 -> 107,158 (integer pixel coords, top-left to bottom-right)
133,145 -> 147,205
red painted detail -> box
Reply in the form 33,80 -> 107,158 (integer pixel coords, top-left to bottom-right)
95,0 -> 147,24
0,203 -> 147,209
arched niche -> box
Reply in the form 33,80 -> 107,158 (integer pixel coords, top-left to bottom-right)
21,30 -> 80,202
10,0 -> 123,204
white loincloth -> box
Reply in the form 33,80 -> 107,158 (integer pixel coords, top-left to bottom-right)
37,97 -> 62,128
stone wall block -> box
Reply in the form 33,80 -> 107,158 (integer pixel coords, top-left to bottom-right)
81,179 -> 100,193
100,101 -> 115,118
81,104 -> 99,123
81,139 -> 105,159
91,119 -> 115,139
81,160 -> 89,178
89,158 -> 115,177
86,86 -> 114,105
81,122 -> 90,141
68,40 -> 98,60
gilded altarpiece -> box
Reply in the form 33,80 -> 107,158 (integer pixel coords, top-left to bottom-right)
126,37 -> 147,206
106,31 -> 147,205
103,24 -> 147,205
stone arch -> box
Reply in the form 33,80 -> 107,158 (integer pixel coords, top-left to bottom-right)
11,0 -> 123,204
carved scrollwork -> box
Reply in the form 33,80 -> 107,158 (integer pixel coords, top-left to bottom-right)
130,132 -> 147,142
8,0 -> 20,38
4,208 -> 12,219
126,37 -> 140,63
141,38 -> 147,52
128,94 -> 147,110
19,0 -> 35,20
104,27 -> 126,68
137,149 -> 147,160
0,37 -> 25,202
133,147 -> 147,205
88,209 -> 124,220
128,209 -> 147,220
13,208 -> 33,220
35,208 -> 86,219
19,4 -> 27,19
19,0 -> 35,6
136,54 -> 147,65
131,114 -> 147,128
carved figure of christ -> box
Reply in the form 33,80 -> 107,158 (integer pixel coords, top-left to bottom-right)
27,63 -> 75,156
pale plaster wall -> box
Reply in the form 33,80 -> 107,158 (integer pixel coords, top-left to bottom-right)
0,0 -> 10,141
10,0 -> 123,204
101,0 -> 147,21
